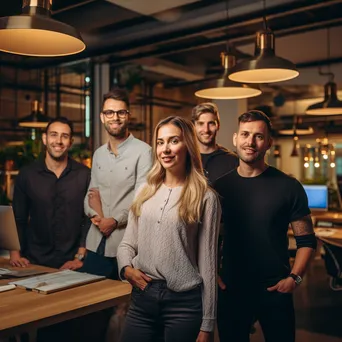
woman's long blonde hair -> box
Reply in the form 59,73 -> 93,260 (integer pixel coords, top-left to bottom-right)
131,116 -> 208,224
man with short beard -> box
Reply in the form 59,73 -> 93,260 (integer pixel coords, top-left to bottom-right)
82,88 -> 152,279
192,102 -> 238,185
11,117 -> 91,269
215,110 -> 316,342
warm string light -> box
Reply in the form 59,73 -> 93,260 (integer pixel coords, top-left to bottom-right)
314,146 -> 320,168
303,144 -> 310,168
330,145 -> 336,168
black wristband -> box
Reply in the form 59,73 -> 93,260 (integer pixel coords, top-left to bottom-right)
294,233 -> 317,250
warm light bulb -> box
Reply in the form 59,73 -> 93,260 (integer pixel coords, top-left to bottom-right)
330,162 -> 336,168
314,162 -> 320,168
304,162 -> 309,168
323,154 -> 329,160
304,156 -> 309,161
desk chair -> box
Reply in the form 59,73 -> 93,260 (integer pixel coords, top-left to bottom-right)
322,241 -> 342,291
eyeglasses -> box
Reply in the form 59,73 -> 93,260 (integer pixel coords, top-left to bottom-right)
101,109 -> 130,118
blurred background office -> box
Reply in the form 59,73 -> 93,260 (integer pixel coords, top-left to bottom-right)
1,1 -> 342,341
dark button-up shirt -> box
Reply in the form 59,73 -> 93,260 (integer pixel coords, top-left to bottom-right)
13,158 -> 91,268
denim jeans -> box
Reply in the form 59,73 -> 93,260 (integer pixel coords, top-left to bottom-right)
120,281 -> 203,342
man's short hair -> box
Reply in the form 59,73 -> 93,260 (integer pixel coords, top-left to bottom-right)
45,117 -> 74,137
238,110 -> 273,134
102,88 -> 130,109
191,102 -> 220,125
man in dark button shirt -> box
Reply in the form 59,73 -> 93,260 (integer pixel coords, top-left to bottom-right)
10,117 -> 91,269
191,102 -> 238,185
215,110 -> 316,342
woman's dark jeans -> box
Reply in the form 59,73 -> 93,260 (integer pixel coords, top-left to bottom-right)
120,281 -> 203,342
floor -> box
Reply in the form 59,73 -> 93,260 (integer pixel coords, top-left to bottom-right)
227,258 -> 342,342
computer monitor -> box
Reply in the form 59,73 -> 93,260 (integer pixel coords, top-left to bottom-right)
0,205 -> 21,250
302,184 -> 328,211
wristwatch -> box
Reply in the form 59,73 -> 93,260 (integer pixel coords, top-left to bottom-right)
74,253 -> 85,261
289,273 -> 302,285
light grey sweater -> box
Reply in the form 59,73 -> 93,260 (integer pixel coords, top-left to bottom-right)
117,184 -> 221,332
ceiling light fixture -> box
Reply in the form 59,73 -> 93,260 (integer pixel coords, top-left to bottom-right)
0,0 -> 85,57
195,0 -> 261,99
279,115 -> 314,135
306,28 -> 342,115
305,78 -> 342,115
228,0 -> 298,83
279,126 -> 314,136
195,52 -> 262,99
19,100 -> 52,128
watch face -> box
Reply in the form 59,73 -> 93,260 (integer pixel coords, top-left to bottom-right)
295,275 -> 303,284
290,273 -> 302,285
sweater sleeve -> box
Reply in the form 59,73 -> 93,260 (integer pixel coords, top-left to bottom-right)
198,190 -> 221,332
116,184 -> 147,278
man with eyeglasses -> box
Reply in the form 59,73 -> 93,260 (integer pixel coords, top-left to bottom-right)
81,88 -> 152,280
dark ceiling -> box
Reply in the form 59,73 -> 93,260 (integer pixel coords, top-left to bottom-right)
1,0 -> 342,136
1,0 -> 342,72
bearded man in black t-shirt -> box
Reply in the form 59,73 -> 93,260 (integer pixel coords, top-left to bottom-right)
214,110 -> 316,342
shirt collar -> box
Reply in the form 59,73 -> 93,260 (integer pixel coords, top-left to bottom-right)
107,133 -> 134,155
36,156 -> 73,175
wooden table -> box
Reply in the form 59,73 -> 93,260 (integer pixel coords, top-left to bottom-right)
0,258 -> 132,340
311,210 -> 342,225
315,228 -> 342,247
288,227 -> 342,248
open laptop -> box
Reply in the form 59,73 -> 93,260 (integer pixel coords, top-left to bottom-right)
0,205 -> 20,251
0,206 -> 48,278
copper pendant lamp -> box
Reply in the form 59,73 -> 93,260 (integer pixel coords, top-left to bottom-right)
195,52 -> 262,100
0,0 -> 85,57
228,28 -> 298,84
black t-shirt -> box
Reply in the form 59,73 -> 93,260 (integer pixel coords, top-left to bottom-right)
214,166 -> 310,284
201,148 -> 238,186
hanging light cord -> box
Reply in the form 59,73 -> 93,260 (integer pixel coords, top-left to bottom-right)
317,28 -> 334,82
318,67 -> 334,82
262,0 -> 269,30
224,0 -> 230,53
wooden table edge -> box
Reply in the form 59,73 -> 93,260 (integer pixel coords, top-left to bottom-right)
0,292 -> 131,338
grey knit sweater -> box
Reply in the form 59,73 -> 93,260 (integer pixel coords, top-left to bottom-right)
117,184 -> 221,332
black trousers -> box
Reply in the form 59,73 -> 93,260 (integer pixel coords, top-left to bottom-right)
217,283 -> 295,342
120,281 -> 203,342
78,250 -> 119,280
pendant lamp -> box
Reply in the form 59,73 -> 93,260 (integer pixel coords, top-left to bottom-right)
19,100 -> 52,128
306,81 -> 342,115
0,0 -> 85,57
228,28 -> 299,84
195,52 -> 262,99
290,135 -> 300,157
279,125 -> 314,136
306,28 -> 342,115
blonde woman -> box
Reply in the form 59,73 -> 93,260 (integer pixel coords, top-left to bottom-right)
117,116 -> 221,342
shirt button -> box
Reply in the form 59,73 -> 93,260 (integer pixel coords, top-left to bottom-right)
157,221 -> 160,224
160,208 -> 163,210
